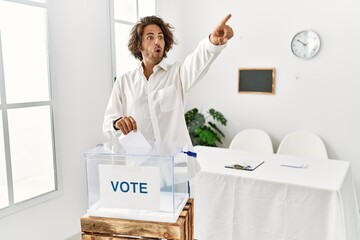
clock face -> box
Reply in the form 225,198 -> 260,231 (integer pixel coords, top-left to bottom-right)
291,30 -> 321,59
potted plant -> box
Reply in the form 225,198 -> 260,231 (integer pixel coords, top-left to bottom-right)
185,108 -> 227,147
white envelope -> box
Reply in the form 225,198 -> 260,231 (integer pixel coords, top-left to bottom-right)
119,130 -> 151,154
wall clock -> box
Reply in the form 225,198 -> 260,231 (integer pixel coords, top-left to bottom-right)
291,30 -> 321,59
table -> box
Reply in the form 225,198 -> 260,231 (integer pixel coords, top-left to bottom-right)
191,146 -> 360,240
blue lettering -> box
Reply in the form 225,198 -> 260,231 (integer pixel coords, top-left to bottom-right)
129,182 -> 138,193
120,181 -> 129,192
110,181 -> 119,192
110,181 -> 148,194
139,182 -> 148,194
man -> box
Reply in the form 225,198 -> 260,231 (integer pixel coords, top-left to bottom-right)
103,14 -> 233,177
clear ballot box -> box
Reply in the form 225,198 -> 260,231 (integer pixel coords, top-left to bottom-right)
84,141 -> 190,223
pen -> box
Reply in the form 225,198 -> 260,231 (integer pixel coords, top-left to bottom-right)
182,151 -> 197,158
234,163 -> 251,169
225,163 -> 250,170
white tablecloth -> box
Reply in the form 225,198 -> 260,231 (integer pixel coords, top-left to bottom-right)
191,146 -> 360,240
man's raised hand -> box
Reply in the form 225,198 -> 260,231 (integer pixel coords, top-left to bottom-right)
210,14 -> 234,45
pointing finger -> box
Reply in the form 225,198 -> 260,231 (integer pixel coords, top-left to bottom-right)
219,14 -> 232,26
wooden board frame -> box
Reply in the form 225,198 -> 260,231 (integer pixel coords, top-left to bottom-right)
238,68 -> 275,94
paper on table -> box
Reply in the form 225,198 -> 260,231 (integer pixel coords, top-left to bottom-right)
280,159 -> 308,168
119,130 -> 151,154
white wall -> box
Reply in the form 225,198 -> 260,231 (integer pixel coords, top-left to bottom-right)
158,0 -> 360,206
0,0 -> 359,239
0,0 -> 112,239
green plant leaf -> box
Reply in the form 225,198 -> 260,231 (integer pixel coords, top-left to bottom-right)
195,126 -> 218,146
190,135 -> 203,146
208,121 -> 225,137
208,108 -> 227,126
185,108 -> 198,124
185,107 -> 227,147
187,113 -> 205,134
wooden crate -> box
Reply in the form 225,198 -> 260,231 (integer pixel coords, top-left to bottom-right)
81,198 -> 194,240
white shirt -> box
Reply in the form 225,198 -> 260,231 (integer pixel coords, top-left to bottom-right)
103,37 -> 226,178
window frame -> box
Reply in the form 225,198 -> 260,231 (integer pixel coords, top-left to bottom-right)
0,0 -> 60,218
109,0 -> 156,83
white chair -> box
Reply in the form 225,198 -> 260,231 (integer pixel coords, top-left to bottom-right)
277,131 -> 328,159
229,128 -> 274,154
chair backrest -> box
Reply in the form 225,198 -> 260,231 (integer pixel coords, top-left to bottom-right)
277,131 -> 328,159
229,129 -> 274,154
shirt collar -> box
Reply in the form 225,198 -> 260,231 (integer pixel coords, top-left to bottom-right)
156,59 -> 169,71
138,59 -> 169,74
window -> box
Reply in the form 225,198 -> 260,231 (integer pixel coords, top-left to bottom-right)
0,0 -> 57,216
110,0 -> 156,79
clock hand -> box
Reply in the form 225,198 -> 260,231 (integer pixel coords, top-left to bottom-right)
297,39 -> 307,46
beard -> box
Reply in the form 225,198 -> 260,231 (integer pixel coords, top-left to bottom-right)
142,48 -> 164,64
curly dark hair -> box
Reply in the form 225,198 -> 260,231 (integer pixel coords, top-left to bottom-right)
128,16 -> 177,61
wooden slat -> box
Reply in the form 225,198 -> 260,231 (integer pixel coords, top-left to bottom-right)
82,233 -> 139,239
179,210 -> 188,240
81,216 -> 184,239
186,199 -> 194,240
81,198 -> 194,240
